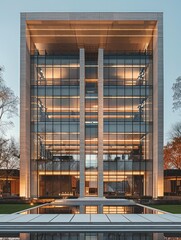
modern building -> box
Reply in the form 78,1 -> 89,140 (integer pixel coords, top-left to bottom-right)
20,12 -> 163,199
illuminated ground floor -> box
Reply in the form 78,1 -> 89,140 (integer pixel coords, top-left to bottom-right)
37,171 -> 145,198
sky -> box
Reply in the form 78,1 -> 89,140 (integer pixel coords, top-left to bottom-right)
0,0 -> 181,144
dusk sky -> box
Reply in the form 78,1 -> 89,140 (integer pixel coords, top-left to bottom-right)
0,0 -> 180,143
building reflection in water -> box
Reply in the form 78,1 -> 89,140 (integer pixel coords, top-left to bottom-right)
0,232 -> 181,240
22,204 -> 162,214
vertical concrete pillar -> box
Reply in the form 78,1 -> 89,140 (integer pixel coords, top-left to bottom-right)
79,205 -> 85,214
98,48 -> 104,198
79,48 -> 85,198
98,204 -> 103,214
153,15 -> 164,198
20,14 -> 31,198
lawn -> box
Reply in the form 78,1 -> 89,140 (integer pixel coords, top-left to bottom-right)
0,204 -> 38,214
149,204 -> 181,214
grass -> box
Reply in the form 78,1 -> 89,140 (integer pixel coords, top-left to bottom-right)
0,204 -> 38,214
149,204 -> 181,214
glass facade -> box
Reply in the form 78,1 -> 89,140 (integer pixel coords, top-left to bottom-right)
31,55 -> 80,197
103,52 -> 153,197
85,53 -> 98,196
30,50 -> 153,198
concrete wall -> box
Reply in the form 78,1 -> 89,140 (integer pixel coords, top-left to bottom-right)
79,48 -> 85,198
152,14 -> 164,197
98,48 -> 104,197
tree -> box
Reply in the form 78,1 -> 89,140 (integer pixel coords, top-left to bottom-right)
169,122 -> 181,139
172,76 -> 181,112
164,122 -> 181,169
0,137 -> 20,170
0,67 -> 19,171
164,137 -> 181,169
165,78 -> 181,169
0,67 -> 19,133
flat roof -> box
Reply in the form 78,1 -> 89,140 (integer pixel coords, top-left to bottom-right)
21,12 -> 162,55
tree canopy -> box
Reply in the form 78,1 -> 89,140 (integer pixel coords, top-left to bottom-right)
164,136 -> 181,169
164,122 -> 181,169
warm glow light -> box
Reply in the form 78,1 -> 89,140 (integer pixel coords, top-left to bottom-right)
39,171 -> 80,175
85,79 -> 98,82
103,206 -> 128,214
104,115 -> 132,119
44,140 -> 79,142
85,206 -> 98,214
30,34 -> 155,37
29,28 -> 155,31
104,108 -> 137,111
48,115 -> 79,119
103,140 -> 140,142
38,171 -> 144,176
47,108 -> 80,111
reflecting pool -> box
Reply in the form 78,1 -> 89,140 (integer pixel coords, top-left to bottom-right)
21,204 -> 163,214
0,232 -> 181,240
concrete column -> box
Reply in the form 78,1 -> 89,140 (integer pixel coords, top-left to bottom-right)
153,15 -> 164,198
79,48 -> 85,198
79,205 -> 85,214
20,14 -> 31,198
98,48 -> 104,198
98,204 -> 103,214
